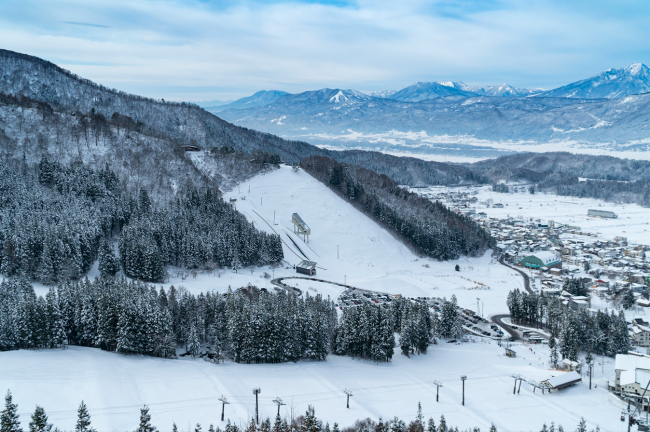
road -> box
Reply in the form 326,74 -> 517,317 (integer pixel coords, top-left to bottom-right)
499,255 -> 532,294
491,314 -> 521,341
490,256 -> 533,341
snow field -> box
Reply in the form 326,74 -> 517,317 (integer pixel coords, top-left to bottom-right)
425,184 -> 650,244
0,342 -> 625,432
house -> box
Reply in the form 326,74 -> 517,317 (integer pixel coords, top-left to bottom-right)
295,260 -> 317,276
633,322 -> 650,347
518,252 -> 563,269
562,359 -> 580,372
569,296 -> 590,311
613,352 -> 650,411
505,348 -> 517,358
541,371 -> 582,391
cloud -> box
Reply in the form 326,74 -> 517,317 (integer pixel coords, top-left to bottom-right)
0,0 -> 647,101
63,21 -> 110,28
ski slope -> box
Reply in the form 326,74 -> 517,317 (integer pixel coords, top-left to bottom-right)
155,165 -> 524,317
0,342 -> 624,432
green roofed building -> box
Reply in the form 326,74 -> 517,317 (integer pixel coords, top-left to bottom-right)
518,252 -> 562,269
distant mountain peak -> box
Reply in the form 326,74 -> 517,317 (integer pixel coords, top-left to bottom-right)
535,63 -> 650,99
368,90 -> 396,98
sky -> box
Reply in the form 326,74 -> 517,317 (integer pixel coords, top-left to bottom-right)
1,0 -> 648,102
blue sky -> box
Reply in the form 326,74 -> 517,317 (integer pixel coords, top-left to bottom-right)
1,0 -> 648,101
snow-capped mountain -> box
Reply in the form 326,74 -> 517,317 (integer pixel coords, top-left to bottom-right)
368,90 -> 396,98
205,90 -> 290,113
535,63 -> 650,99
265,88 -> 371,106
219,90 -> 650,146
388,81 -> 477,101
459,83 -> 540,97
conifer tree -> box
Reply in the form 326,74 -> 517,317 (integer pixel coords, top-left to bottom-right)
137,405 -> 156,432
75,401 -> 95,432
0,390 -> 21,432
28,406 -> 50,432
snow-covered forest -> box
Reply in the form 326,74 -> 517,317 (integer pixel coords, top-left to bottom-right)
0,275 -> 471,364
0,157 -> 283,285
506,289 -> 630,361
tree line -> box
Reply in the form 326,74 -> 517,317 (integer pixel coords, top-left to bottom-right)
301,156 -> 494,260
0,277 -> 469,363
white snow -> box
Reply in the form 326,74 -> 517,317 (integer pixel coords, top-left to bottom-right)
0,342 -> 624,432
329,91 -> 349,103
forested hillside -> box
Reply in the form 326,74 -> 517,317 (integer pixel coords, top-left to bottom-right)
302,156 -> 494,260
0,158 -> 282,285
0,49 -> 486,188
470,152 -> 650,207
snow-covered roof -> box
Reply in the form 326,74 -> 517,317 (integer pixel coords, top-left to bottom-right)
533,251 -> 560,264
544,371 -> 581,388
615,353 -> 650,372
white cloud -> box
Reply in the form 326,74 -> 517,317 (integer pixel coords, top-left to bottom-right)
0,0 -> 647,101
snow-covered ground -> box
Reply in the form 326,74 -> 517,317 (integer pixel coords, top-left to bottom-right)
153,166 -> 523,318
1,342 -> 625,432
421,184 -> 650,244
9,166 -> 637,431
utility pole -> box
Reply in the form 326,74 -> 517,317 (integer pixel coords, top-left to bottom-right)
344,389 -> 353,409
589,362 -> 593,389
218,396 -> 229,422
274,210 -> 276,225
461,376 -> 467,406
272,397 -> 286,417
344,275 -> 347,286
253,387 -> 261,424
432,381 -> 443,402
476,298 -> 480,317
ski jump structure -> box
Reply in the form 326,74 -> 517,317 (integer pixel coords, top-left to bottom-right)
292,213 -> 311,243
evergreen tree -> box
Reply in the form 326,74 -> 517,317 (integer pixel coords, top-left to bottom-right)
575,418 -> 586,432
0,390 -> 21,432
98,241 -> 120,278
137,405 -> 156,432
28,406 -> 50,432
622,290 -> 635,310
75,401 -> 95,432
302,406 -> 320,432
437,415 -> 446,432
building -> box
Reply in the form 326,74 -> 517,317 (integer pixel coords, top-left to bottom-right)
613,352 -> 650,411
588,209 -> 618,219
518,252 -> 563,269
292,213 -> 311,243
633,321 -> 650,347
541,371 -> 582,391
296,260 -> 317,276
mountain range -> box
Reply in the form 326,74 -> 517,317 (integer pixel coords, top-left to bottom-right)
207,62 -> 650,116
213,63 -> 650,155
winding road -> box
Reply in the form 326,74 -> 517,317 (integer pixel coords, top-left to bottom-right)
489,256 -> 534,341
